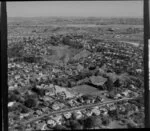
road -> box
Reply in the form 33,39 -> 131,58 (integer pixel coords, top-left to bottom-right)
20,97 -> 137,125
120,41 -> 139,47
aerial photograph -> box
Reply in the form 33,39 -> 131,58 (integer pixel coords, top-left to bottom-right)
7,1 -> 144,130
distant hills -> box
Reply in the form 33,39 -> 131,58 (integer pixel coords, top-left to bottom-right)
8,17 -> 143,26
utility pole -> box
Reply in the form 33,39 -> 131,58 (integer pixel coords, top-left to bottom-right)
144,0 -> 150,128
1,2 -> 8,131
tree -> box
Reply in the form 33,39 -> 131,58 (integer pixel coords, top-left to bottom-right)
54,124 -> 69,130
70,120 -> 83,130
114,79 -> 121,87
84,116 -> 102,129
108,90 -> 116,99
8,42 -> 24,58
24,98 -> 37,108
108,109 -> 117,120
101,115 -> 110,126
62,36 -> 70,45
105,77 -> 114,91
31,87 -> 45,96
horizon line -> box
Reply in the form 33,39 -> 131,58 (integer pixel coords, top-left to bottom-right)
8,16 -> 143,19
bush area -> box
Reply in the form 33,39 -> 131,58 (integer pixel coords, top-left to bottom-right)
8,42 -> 24,58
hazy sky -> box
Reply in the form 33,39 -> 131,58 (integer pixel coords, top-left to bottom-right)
7,1 -> 143,18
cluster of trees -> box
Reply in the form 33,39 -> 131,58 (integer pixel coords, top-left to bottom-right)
62,36 -> 83,49
55,115 -> 110,130
8,42 -> 24,58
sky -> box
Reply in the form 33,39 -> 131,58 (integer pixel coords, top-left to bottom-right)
7,1 -> 143,18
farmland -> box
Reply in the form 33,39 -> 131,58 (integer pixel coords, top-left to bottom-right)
8,17 -> 144,130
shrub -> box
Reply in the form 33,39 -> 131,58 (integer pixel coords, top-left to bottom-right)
84,116 -> 102,129
101,116 -> 110,126
114,79 -> 121,87
8,42 -> 24,58
105,78 -> 114,91
78,118 -> 85,125
70,120 -> 83,130
8,91 -> 21,102
24,98 -> 37,108
54,124 -> 69,130
12,89 -> 20,95
62,36 -> 71,45
108,110 -> 118,120
23,56 -> 42,63
20,106 -> 30,113
14,125 -> 24,131
31,87 -> 45,96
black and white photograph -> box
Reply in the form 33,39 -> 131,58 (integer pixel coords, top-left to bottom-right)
3,0 -> 147,130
